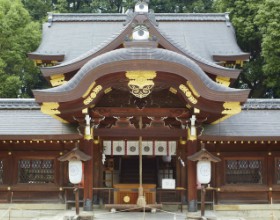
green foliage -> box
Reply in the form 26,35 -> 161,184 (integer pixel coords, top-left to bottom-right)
0,0 -> 41,98
0,75 -> 21,97
55,0 -> 93,13
255,0 -> 280,97
22,0 -> 53,21
90,0 -> 133,13
214,0 -> 265,97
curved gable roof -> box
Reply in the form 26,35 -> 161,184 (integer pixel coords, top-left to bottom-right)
33,47 -> 249,104
32,12 -> 246,79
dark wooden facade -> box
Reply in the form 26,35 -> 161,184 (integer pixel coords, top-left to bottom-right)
1,1 -> 280,212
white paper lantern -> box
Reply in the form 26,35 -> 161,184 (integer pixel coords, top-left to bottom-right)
69,160 -> 83,184
197,160 -> 211,184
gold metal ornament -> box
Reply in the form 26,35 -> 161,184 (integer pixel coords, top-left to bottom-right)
126,71 -> 156,99
83,85 -> 103,105
187,81 -> 200,97
123,195 -> 130,203
41,102 -> 60,114
179,84 -> 198,104
50,74 -> 66,86
216,76 -> 230,87
222,102 -> 241,114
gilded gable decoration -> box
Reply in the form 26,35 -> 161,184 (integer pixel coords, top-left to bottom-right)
126,71 -> 156,99
83,85 -> 103,105
179,84 -> 198,105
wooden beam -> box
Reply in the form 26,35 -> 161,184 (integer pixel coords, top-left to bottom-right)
95,128 -> 186,138
93,107 -> 189,118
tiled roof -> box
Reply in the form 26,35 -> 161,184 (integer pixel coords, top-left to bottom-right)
203,109 -> 280,140
0,109 -> 80,139
34,47 -> 249,103
32,12 -> 247,66
0,99 -> 79,139
202,99 -> 280,140
0,99 -> 279,139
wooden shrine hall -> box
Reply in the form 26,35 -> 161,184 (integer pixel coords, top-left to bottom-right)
1,0 -> 280,212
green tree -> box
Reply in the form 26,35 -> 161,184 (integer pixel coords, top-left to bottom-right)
214,0 -> 268,98
22,0 -> 53,21
255,0 -> 280,97
0,0 -> 41,97
55,0 -> 93,13
90,0 -> 134,13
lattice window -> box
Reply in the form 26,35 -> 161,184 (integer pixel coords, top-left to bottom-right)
225,159 -> 263,184
18,159 -> 54,184
0,160 -> 3,184
275,158 -> 280,184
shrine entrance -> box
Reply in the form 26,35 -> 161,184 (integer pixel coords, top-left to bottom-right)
104,156 -> 176,187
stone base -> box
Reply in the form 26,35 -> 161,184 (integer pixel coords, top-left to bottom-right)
188,200 -> 198,212
83,199 -> 93,211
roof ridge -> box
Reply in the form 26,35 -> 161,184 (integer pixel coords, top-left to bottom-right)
0,99 -> 40,110
48,12 -> 229,22
243,99 -> 280,110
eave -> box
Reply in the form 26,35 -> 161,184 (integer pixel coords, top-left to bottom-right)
213,53 -> 250,62
28,53 -> 65,62
0,134 -> 81,141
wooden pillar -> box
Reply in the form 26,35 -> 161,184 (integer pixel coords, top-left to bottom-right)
187,138 -> 198,212
81,139 -> 94,211
177,140 -> 187,204
92,140 -> 101,204
267,149 -> 273,204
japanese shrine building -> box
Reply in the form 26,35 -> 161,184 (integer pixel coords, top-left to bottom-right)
1,0 -> 280,212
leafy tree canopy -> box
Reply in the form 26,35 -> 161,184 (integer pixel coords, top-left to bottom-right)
214,0 -> 280,98
0,0 -> 42,98
255,0 -> 280,97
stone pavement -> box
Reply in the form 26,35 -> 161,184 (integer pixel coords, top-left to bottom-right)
0,205 -> 247,220
57,209 -> 246,220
